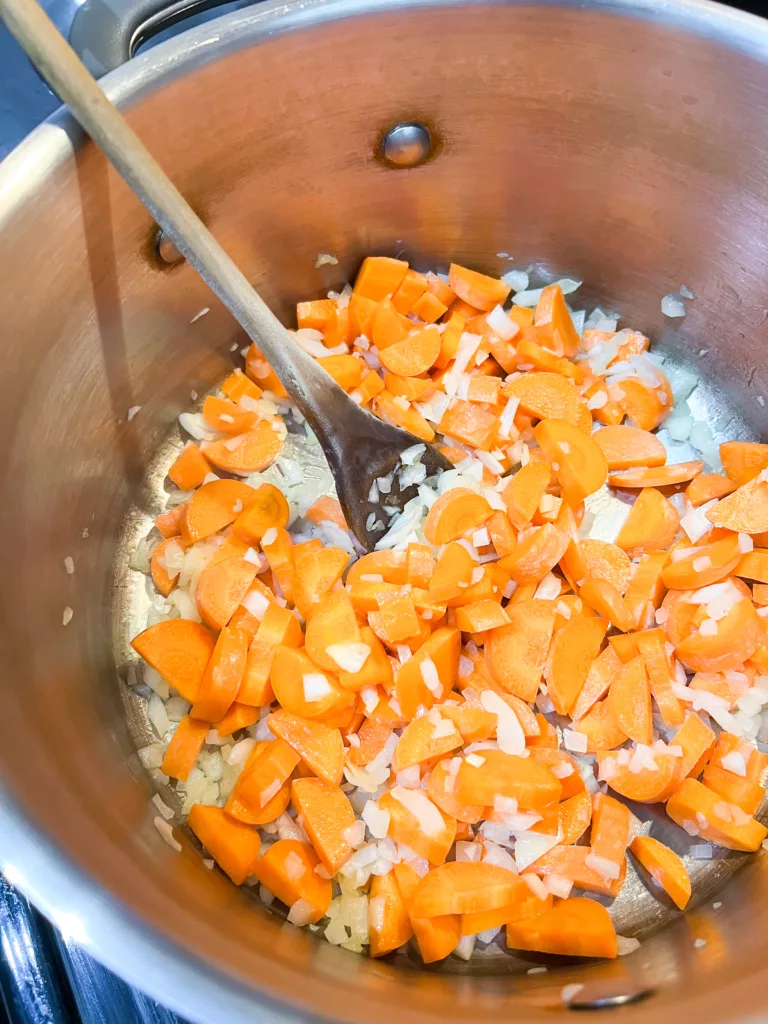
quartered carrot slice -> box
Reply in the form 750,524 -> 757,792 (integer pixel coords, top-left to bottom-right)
609,461 -> 704,489
580,539 -> 631,593
196,556 -> 259,631
661,534 -> 741,591
534,419 -> 608,505
624,551 -> 667,631
378,326 -> 441,376
579,579 -> 629,632
180,480 -> 257,544
591,792 -> 631,870
203,420 -> 284,475
394,862 -> 460,963
529,845 -> 626,897
630,836 -> 691,909
161,715 -> 209,781
270,646 -> 354,719
291,778 -> 356,874
369,870 -> 413,957
675,598 -> 762,672
598,749 -> 678,803
633,628 -> 685,728
506,897 -> 617,958
594,425 -> 667,470
502,459 -> 551,530
706,475 -> 768,534
720,440 -> 768,486
484,600 -> 556,702
191,625 -> 249,723
533,284 -> 580,357
188,805 -> 260,885
270,708 -> 344,786
546,613 -> 607,716
527,749 -> 585,799
251,839 -> 332,922
426,758 -> 484,824
571,646 -> 622,721
424,487 -> 494,544
456,750 -> 561,810
616,488 -> 680,558
393,713 -> 463,771
686,472 -> 737,507
413,862 -> 524,918
607,655 -> 652,745
378,789 -> 456,865
292,544 -> 349,620
499,523 -> 570,585
448,264 -> 511,311
666,778 -> 768,851
169,442 -> 211,490
131,619 -> 216,702
572,699 -> 627,753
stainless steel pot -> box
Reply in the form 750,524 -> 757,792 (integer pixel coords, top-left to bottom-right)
2,0 -> 768,1021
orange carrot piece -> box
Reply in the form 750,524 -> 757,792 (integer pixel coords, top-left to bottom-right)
484,600 -> 556,702
154,504 -> 185,539
529,846 -> 626,897
203,395 -> 257,435
662,534 -> 742,591
424,271 -> 456,307
448,264 -> 510,311
394,862 -> 460,962
624,551 -> 667,631
434,312 -> 467,370
630,836 -> 690,910
336,625 -> 392,691
423,487 -> 493,545
214,701 -> 259,737
180,480 -> 257,544
230,483 -> 289,544
303,496 -> 347,531
591,792 -> 630,867
499,523 -> 570,585
666,778 -> 768,851
351,368 -> 385,407
599,749 -> 678,803
296,298 -> 334,331
245,343 -> 287,398
594,425 -> 667,470
675,598 -> 763,672
354,256 -> 409,302
572,699 -> 627,753
546,614 -> 607,716
503,459 -> 550,530
506,897 -> 617,958
720,440 -> 768,486
348,294 -> 377,340
393,713 -> 463,771
535,418 -> 608,505
426,757 -> 484,824
190,626 -> 248,723
702,764 -> 766,817
609,461 -> 704,489
383,373 -> 437,402
251,839 -> 331,922
271,646 -> 353,719
368,870 -> 413,957
161,715 -> 209,781
395,626 -> 461,718
290,777 -> 356,873
516,337 -> 582,381
430,541 -> 474,602
292,544 -> 349,620
392,269 -> 429,315
413,862 -> 525,918
633,628 -> 685,727
456,750 -> 561,810
371,296 -> 412,350
467,376 -> 503,405
168,442 -> 211,490
150,537 -> 184,597
229,737 -> 301,816
195,556 -> 258,631
616,376 -> 670,432
533,285 -> 580,357
378,326 -> 441,376
607,655 -> 652,745
578,578 -> 629,632
203,420 -> 284,475
706,474 -> 768,534
375,590 -> 421,643
304,590 -> 361,672
571,646 -> 622,720
686,472 -> 737,507
616,488 -> 680,559
556,789 -> 593,845
220,368 -> 262,403
438,399 -> 500,451
260,527 -> 294,602
503,373 -> 591,431
670,711 -> 716,784
525,749 -> 584,798
270,709 -> 344,786
412,290 -> 449,324
405,543 -> 435,589
461,889 -> 551,937
487,510 -> 517,557
188,805 -> 260,885
131,619 -> 216,703
754,582 -> 768,605
372,391 -> 436,442
378,789 -> 457,865
454,600 -> 509,632
580,539 -> 632,593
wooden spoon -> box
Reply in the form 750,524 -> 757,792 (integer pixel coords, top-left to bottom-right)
0,0 -> 452,549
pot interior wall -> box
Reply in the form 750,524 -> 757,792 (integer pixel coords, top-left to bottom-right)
1,2 -> 768,1022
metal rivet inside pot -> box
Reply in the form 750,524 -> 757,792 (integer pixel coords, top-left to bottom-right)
564,983 -> 654,1010
381,123 -> 431,168
156,230 -> 183,264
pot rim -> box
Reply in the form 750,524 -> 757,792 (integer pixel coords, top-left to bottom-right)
3,0 -> 768,1022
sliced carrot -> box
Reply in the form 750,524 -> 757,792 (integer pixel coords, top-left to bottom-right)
378,326 -> 441,376
378,788 -> 456,865
467,376 -> 503,405
579,579 -> 629,632
633,628 -> 685,728
245,343 -> 287,398
195,556 -> 258,631
426,757 -> 484,824
516,337 -> 582,381
230,484 -> 289,545
423,488 -> 493,545
150,537 -> 184,597
754,582 -> 768,605
290,777 -> 356,874
305,590 -> 361,672
434,312 -> 467,370
534,419 -> 608,505
131,619 -> 216,702
271,646 -> 353,720
203,420 -> 284,475
229,737 -> 300,817
555,501 -> 589,586
454,600 -> 509,632
214,701 -> 260,737
546,614 -> 607,716
720,440 -> 768,486
526,750 -> 584,800
686,473 -> 737,507
304,496 -> 347,531
438,399 -> 500,451
180,480 -> 257,544
394,712 -> 463,770
533,284 -> 580,357
484,600 -> 556,701
503,459 -> 551,530
609,461 -> 704,489
616,488 -> 680,558
347,717 -> 393,767
354,256 -> 409,302
624,551 -> 667,631
405,543 -> 435,589
430,541 -> 474,602
384,373 -> 436,402
702,764 -> 766,817
630,836 -> 691,910
503,373 -> 591,431
394,862 -> 460,963
168,442 -> 211,490
571,646 -> 622,720
591,792 -> 631,868
461,887 -> 550,936
675,598 -> 763,672
456,750 -> 561,810
260,527 -> 294,603
395,628 -> 460,720
529,845 -> 625,897
580,539 -> 632,593
161,715 -> 209,780
292,544 -> 348,620
369,870 -> 413,957
736,549 -> 768,583
352,369 -> 385,407
599,749 -> 678,803
203,395 -> 257,435
556,789 -> 593,845
486,510 -> 517,557
438,704 -> 496,745
412,290 -> 449,324
391,269 -> 429,315
206,534 -> 250,570
594,425 -> 667,471
188,805 -> 260,885
706,474 -> 768,534
296,298 -> 334,331
607,655 -> 652,744
608,633 -> 640,662
499,523 -> 570,585
236,604 -> 301,706
506,897 -> 617,958
448,264 -> 510,311
251,839 -> 331,922
616,377 -> 670,432
372,391 -> 435,442
572,699 -> 627,753
190,625 -> 249,723
220,369 -> 262,403
662,534 -> 741,591
413,862 -> 524,918
666,778 -> 768,852
374,590 -> 421,643
154,504 -> 185,539
336,625 -> 392,691
270,709 -> 344,786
